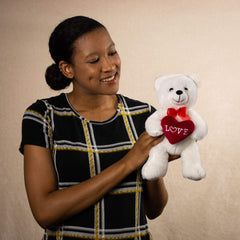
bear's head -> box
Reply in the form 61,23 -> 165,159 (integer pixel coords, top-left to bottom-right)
155,74 -> 199,109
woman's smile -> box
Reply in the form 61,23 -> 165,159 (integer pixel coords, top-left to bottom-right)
100,72 -> 118,83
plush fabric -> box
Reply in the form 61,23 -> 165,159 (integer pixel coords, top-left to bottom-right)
142,74 -> 208,181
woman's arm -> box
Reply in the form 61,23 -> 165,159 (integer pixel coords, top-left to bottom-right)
143,178 -> 168,219
143,154 -> 180,219
24,132 -> 163,229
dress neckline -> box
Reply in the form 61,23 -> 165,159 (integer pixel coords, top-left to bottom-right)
64,93 -> 122,124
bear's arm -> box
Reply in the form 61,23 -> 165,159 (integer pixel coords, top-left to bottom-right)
188,109 -> 208,140
145,110 -> 166,137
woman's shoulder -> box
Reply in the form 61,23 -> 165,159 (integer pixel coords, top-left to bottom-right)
24,93 -> 67,114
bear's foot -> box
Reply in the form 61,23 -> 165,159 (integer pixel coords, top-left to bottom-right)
182,164 -> 206,181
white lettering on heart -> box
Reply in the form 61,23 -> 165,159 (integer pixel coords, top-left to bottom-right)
169,126 -> 177,133
177,128 -> 183,134
183,128 -> 189,135
165,125 -> 189,135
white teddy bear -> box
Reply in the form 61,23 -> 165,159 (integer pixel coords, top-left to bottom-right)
142,74 -> 208,181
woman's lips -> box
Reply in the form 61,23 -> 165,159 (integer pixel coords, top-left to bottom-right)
100,73 -> 117,83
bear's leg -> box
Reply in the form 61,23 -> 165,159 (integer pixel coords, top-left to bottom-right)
181,142 -> 206,180
141,144 -> 168,180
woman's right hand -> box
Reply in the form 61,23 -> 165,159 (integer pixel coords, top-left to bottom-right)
125,131 -> 164,171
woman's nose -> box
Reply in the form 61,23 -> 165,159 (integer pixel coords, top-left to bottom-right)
102,57 -> 115,72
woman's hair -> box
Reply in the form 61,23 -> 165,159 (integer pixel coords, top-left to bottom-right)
45,16 -> 106,90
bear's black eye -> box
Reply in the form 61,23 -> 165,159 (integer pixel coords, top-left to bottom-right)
184,87 -> 188,90
169,88 -> 174,92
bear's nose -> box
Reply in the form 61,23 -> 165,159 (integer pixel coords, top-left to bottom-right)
176,90 -> 183,95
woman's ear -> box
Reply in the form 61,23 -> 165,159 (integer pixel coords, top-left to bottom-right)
59,61 -> 74,79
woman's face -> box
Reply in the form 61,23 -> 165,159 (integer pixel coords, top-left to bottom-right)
69,28 -> 121,96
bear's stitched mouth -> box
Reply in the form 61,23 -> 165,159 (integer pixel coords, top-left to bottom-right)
173,96 -> 187,105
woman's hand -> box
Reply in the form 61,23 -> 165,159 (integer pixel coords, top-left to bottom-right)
124,132 -> 164,171
169,154 -> 180,162
125,131 -> 180,170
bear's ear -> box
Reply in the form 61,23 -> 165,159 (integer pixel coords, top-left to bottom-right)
186,74 -> 200,88
154,75 -> 167,91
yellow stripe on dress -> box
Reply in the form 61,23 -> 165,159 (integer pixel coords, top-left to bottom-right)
82,120 -> 99,239
118,103 -> 141,240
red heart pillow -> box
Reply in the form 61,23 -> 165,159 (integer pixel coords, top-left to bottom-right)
161,116 -> 195,144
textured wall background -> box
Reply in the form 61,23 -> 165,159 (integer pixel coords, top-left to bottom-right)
1,0 -> 240,239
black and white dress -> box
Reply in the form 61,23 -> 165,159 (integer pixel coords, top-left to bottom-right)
20,93 -> 155,240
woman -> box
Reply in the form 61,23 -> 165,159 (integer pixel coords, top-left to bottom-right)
20,16 -> 171,240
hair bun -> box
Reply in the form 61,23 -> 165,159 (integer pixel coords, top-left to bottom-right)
45,64 -> 72,90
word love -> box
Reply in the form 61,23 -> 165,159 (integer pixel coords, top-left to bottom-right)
165,125 -> 189,135
161,116 -> 195,144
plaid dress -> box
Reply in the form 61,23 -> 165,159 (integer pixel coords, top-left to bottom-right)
20,93 -> 155,240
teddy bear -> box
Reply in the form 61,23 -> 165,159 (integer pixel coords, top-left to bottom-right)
142,74 -> 208,181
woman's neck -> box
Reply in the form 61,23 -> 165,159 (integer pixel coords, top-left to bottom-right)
67,92 -> 118,122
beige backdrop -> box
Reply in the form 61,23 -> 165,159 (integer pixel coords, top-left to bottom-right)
1,0 -> 240,239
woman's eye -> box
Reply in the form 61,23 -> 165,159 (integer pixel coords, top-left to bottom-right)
89,58 -> 99,64
109,51 -> 117,56
169,88 -> 174,91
